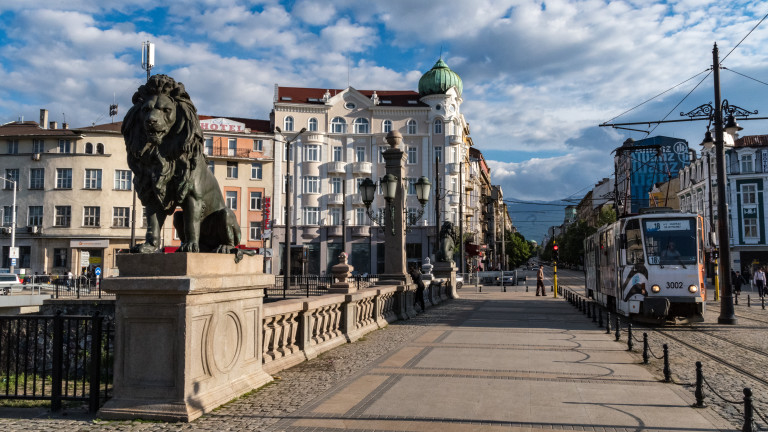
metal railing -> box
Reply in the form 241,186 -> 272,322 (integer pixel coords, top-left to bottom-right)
0,312 -> 114,412
20,275 -> 114,299
267,274 -> 379,301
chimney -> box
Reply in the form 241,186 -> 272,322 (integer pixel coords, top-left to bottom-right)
50,121 -> 58,129
40,109 -> 49,129
62,123 -> 69,129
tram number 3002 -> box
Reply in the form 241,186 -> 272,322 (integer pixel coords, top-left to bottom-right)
666,282 -> 684,289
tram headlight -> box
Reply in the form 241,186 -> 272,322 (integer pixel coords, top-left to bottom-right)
651,284 -> 661,293
688,284 -> 698,293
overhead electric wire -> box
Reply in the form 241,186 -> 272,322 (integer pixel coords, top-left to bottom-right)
722,67 -> 768,87
721,11 -> 768,63
647,71 -> 711,135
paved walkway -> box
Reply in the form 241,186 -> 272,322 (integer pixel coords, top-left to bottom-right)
0,281 -> 735,431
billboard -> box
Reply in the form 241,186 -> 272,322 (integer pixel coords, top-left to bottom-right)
629,136 -> 690,213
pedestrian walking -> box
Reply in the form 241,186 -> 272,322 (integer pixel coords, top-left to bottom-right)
753,267 -> 766,297
66,270 -> 74,291
734,271 -> 746,296
536,264 -> 546,296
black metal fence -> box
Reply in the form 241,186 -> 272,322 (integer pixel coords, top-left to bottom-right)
22,275 -> 114,299
0,312 -> 114,412
267,274 -> 379,301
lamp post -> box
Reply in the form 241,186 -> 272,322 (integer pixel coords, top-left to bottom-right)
359,131 -> 430,281
1,176 -> 17,274
275,126 -> 306,295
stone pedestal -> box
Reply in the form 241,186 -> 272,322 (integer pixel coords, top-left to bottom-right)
99,253 -> 273,422
433,262 -> 459,299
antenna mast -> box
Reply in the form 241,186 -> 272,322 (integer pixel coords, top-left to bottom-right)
142,41 -> 155,82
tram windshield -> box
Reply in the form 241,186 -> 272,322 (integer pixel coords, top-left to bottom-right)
642,218 -> 698,266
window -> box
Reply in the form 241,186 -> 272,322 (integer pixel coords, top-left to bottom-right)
304,176 -> 320,194
85,142 -> 93,154
227,138 -> 237,156
83,206 -> 100,227
406,177 -> 417,195
407,208 -> 418,225
435,146 -> 443,163
331,117 -> 346,133
142,207 -> 148,228
353,118 -> 370,134
407,119 -> 417,134
434,119 -> 443,134
207,161 -> 215,173
54,206 -> 71,227
96,143 -> 104,154
84,169 -> 102,189
356,208 -> 366,225
283,175 -> 293,193
330,177 -> 342,194
114,170 -> 132,190
305,144 -> 320,162
744,217 -> 759,238
407,146 -> 417,164
345,102 -> 356,109
382,120 -> 392,133
303,207 -> 320,225
2,206 -> 17,225
113,207 -> 130,227
226,191 -> 238,210
283,143 -> 293,161
741,154 -> 754,173
253,139 -> 263,152
249,222 -> 262,241
356,146 -> 366,162
333,146 -> 343,162
227,162 -> 238,178
7,139 -> 18,154
32,139 -> 44,153
4,169 -> 19,190
29,168 -> 44,189
58,139 -> 71,153
250,163 -> 262,180
308,118 -> 318,132
742,184 -> 757,205
284,116 -> 294,132
204,137 -> 213,155
250,191 -> 262,210
378,145 -> 386,163
329,208 -> 341,225
451,177 -> 458,193
53,248 -> 67,267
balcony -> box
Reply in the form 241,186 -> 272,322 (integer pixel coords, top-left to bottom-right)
326,226 -> 343,237
304,133 -> 326,144
351,226 -> 370,237
205,146 -> 252,159
327,161 -> 347,174
448,195 -> 460,205
448,134 -> 462,145
327,193 -> 344,206
447,163 -> 461,175
351,161 -> 372,175
349,194 -> 364,206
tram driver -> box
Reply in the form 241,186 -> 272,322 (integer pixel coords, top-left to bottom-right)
661,241 -> 681,261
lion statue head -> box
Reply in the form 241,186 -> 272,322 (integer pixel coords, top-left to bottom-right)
122,74 -> 204,211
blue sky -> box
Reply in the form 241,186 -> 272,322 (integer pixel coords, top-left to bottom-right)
1,1 -> 767,242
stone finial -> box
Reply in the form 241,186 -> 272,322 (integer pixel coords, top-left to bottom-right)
385,130 -> 403,149
421,257 -> 433,276
329,252 -> 356,293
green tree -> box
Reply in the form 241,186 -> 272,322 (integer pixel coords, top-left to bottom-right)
505,232 -> 532,268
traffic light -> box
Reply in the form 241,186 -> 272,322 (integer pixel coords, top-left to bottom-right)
553,244 -> 559,262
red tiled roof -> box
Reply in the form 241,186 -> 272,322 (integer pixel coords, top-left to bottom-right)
0,121 -> 79,137
75,122 -> 123,133
735,135 -> 768,148
198,115 -> 272,133
276,87 -> 428,107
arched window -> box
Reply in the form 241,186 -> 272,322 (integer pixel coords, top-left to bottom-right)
284,116 -> 294,132
434,119 -> 443,134
96,143 -> 104,154
382,120 -> 392,133
353,118 -> 369,134
85,142 -> 93,154
407,119 -> 417,135
308,117 -> 318,132
331,117 -> 346,134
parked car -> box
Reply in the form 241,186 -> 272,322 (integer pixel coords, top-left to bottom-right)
456,275 -> 464,290
497,271 -> 516,286
0,273 -> 22,295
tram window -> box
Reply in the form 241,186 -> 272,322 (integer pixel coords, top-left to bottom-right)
643,218 -> 697,265
625,219 -> 644,264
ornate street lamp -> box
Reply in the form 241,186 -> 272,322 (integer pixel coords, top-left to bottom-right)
360,175 -> 431,235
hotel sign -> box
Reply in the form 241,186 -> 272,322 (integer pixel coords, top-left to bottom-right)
70,239 -> 109,248
200,118 -> 250,133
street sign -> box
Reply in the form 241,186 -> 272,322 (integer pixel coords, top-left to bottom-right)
9,247 -> 19,259
264,248 -> 273,257
94,267 -> 102,277
10,258 -> 17,267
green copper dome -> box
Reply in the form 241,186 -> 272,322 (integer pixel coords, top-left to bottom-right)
418,59 -> 463,97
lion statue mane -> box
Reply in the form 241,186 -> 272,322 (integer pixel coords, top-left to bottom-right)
437,221 -> 457,264
122,74 -> 246,258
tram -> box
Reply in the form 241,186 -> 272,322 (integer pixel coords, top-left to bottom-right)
584,209 -> 706,324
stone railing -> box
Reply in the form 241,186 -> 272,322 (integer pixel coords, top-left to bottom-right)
261,282 -> 451,376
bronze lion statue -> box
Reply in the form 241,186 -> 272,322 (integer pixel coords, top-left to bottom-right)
437,221 -> 457,264
122,74 -> 242,255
